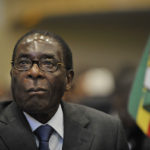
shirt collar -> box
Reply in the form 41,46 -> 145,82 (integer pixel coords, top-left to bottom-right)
23,104 -> 64,138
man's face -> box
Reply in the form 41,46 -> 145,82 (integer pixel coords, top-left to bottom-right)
11,35 -> 71,115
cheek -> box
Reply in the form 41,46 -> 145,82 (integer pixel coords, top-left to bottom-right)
11,72 -> 26,93
46,74 -> 66,95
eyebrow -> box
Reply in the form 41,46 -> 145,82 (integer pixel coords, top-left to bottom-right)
17,53 -> 56,60
17,54 -> 30,59
41,54 -> 55,59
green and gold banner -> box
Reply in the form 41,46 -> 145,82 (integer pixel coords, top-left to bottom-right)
128,37 -> 150,136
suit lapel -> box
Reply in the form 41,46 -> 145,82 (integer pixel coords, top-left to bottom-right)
62,102 -> 95,150
0,102 -> 37,150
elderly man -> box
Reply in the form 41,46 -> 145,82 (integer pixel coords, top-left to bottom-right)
0,30 -> 129,150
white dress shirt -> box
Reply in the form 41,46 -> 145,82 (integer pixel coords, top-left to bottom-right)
23,105 -> 64,150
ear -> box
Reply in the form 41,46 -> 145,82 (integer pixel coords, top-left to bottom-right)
10,69 -> 13,77
65,69 -> 74,91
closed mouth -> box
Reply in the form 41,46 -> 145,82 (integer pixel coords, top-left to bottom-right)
27,88 -> 47,94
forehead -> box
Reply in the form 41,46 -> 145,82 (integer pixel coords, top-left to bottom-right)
15,34 -> 63,60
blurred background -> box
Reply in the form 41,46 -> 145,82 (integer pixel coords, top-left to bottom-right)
1,1 -> 150,149
0,0 -> 150,95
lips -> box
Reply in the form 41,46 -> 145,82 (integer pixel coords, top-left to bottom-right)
27,88 -> 47,95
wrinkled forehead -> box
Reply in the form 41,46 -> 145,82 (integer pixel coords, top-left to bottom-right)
20,33 -> 57,45
14,33 -> 64,60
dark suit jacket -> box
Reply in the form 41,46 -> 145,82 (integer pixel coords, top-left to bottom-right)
0,101 -> 129,150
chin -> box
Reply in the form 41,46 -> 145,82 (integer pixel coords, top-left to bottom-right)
24,102 -> 58,115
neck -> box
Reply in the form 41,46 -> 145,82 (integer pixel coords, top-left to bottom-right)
28,105 -> 59,124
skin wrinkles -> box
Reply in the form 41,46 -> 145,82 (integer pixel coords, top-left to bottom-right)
11,35 -> 74,123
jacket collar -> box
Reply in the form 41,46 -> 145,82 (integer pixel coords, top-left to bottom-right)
61,101 -> 95,150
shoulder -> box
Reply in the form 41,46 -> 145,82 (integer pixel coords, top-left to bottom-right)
62,102 -> 129,150
0,100 -> 13,111
63,102 -> 115,118
62,101 -> 121,128
0,100 -> 18,123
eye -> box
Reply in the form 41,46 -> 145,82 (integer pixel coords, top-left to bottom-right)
17,59 -> 31,67
41,59 -> 55,68
43,60 -> 52,65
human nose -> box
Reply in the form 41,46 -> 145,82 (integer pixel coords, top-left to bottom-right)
27,63 -> 44,79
